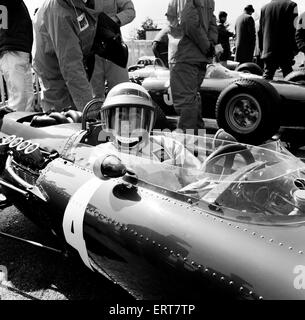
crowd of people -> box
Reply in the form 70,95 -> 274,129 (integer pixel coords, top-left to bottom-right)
0,0 -> 305,135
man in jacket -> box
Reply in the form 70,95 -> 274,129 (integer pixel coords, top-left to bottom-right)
234,4 -> 256,64
90,0 -> 135,100
0,0 -> 34,111
259,0 -> 298,80
33,0 -> 98,112
170,0 -> 218,133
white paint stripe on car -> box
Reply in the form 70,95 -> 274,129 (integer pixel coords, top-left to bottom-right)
63,177 -> 103,271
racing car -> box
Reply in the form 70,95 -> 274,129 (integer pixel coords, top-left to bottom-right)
1,103 -> 305,299
141,64 -> 305,144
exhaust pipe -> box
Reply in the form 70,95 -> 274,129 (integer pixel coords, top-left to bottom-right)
0,135 -> 16,156
24,143 -> 44,167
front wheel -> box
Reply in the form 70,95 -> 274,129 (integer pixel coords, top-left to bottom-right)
216,78 -> 281,144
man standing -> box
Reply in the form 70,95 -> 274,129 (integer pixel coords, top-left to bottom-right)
33,0 -> 98,112
170,0 -> 218,133
0,0 -> 34,111
217,11 -> 234,67
259,0 -> 298,80
234,5 -> 256,64
90,0 -> 135,100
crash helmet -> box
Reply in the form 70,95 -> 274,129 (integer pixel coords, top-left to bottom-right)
100,82 -> 155,148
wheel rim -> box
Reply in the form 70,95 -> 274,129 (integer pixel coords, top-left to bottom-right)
225,93 -> 262,134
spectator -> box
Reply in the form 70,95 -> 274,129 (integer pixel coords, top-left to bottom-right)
152,25 -> 170,68
296,11 -> 305,57
33,0 -> 98,112
259,0 -> 298,80
0,0 -> 34,111
217,11 -> 234,67
166,0 -> 188,69
170,0 -> 218,133
90,0 -> 135,100
234,4 -> 256,64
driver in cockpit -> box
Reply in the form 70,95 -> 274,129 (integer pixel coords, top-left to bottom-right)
95,82 -> 203,189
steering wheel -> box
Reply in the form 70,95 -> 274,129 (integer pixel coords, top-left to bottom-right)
201,143 -> 255,175
82,98 -> 103,130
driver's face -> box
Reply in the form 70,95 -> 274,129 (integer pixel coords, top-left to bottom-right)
112,108 -> 145,137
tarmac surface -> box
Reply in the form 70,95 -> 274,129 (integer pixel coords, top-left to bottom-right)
0,124 -> 304,301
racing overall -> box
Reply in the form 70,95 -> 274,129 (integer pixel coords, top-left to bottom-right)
91,135 -> 202,191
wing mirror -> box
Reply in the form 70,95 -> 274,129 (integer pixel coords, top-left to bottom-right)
100,155 -> 127,178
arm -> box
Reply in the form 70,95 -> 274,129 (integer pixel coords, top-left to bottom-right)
45,13 -> 94,111
287,3 -> 299,54
114,0 -> 136,26
296,12 -> 305,53
248,16 -> 256,45
258,10 -> 264,53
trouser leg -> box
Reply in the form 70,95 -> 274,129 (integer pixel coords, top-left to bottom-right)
0,51 -> 34,111
279,61 -> 293,78
263,58 -> 278,80
90,55 -> 106,99
170,62 -> 206,132
90,56 -> 129,99
39,77 -> 73,112
105,59 -> 129,92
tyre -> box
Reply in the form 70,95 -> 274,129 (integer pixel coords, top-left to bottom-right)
215,78 -> 281,144
235,62 -> 263,76
284,68 -> 305,84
